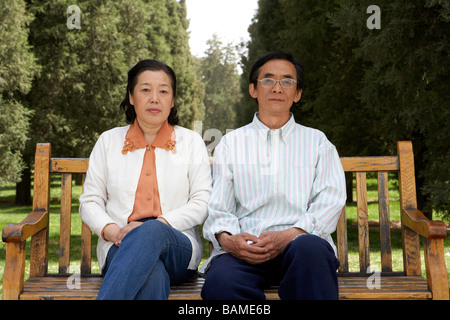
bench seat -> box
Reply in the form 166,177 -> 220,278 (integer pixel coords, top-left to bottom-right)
18,274 -> 432,300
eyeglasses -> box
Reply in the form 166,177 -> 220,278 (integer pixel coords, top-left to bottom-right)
258,78 -> 297,89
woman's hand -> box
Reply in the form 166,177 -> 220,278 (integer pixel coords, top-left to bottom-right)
156,216 -> 170,226
102,217 -> 171,246
102,221 -> 143,246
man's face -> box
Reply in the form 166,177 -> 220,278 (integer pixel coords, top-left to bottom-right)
249,59 -> 302,119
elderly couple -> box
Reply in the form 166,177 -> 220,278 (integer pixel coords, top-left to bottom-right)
79,51 -> 346,300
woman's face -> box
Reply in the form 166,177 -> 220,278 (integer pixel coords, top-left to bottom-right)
129,70 -> 174,129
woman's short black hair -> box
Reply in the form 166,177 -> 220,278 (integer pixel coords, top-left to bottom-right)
120,59 -> 179,125
249,51 -> 305,91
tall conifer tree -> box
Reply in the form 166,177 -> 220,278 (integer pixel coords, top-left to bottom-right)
0,0 -> 38,185
15,0 -> 203,202
243,0 -> 449,218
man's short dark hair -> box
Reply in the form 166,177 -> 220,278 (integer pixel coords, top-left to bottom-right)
249,51 -> 305,91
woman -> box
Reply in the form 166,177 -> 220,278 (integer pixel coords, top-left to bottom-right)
79,59 -> 212,299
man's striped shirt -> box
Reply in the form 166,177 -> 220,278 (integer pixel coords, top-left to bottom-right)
200,113 -> 346,273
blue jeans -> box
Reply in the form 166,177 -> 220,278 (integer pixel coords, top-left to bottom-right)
97,218 -> 195,300
201,234 -> 340,300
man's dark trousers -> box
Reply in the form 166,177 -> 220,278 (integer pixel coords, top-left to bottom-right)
201,234 -> 340,300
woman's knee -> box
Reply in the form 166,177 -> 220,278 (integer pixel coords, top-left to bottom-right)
123,219 -> 165,243
138,219 -> 166,235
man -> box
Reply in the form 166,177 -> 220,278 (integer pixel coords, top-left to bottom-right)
200,51 -> 346,300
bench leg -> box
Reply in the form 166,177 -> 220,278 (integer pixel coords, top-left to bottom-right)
424,238 -> 449,300
2,241 -> 26,300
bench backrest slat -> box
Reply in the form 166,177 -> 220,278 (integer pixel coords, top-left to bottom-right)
50,158 -> 89,173
378,171 -> 393,272
336,206 -> 348,272
59,173 -> 72,274
356,172 -> 370,273
80,174 -> 92,274
340,156 -> 399,172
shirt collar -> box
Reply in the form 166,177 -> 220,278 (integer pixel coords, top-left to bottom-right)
122,119 -> 176,154
251,112 -> 295,144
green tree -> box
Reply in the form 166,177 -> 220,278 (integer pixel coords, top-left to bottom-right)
165,0 -> 205,128
329,0 -> 450,218
245,0 -> 450,219
197,35 -> 241,134
0,0 -> 38,185
0,98 -> 33,185
15,0 -> 203,203
238,0 -> 338,129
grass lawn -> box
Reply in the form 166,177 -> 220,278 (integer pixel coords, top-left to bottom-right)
0,173 -> 449,298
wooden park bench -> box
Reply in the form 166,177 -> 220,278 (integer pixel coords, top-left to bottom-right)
2,141 -> 448,300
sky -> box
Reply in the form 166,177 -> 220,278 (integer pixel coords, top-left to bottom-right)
185,0 -> 259,57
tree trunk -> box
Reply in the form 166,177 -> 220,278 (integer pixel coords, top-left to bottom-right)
15,165 -> 32,205
346,172 -> 353,203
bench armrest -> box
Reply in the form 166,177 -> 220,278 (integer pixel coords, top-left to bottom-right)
2,209 -> 49,243
402,208 -> 447,239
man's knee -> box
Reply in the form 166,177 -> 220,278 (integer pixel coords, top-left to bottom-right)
201,271 -> 234,299
201,254 -> 266,300
202,255 -> 240,299
286,234 -> 337,266
290,234 -> 332,253
279,234 -> 339,299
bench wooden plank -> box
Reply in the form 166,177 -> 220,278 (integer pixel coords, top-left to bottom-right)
18,275 -> 432,300
19,276 -> 100,300
398,141 -> 422,276
378,171 -> 393,272
80,222 -> 92,274
338,276 -> 432,300
336,207 -> 348,273
2,242 -> 27,300
340,156 -> 399,172
80,174 -> 92,275
50,158 -> 89,173
424,238 -> 449,299
30,144 -> 51,278
356,172 -> 370,273
59,173 -> 72,274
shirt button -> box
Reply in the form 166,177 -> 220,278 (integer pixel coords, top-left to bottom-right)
146,170 -> 151,176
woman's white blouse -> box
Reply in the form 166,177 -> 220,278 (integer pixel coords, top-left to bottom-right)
79,125 -> 212,271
